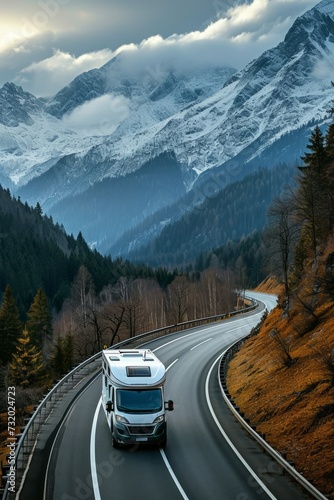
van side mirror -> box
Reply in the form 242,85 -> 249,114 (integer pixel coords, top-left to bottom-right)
106,400 -> 113,413
165,400 -> 174,411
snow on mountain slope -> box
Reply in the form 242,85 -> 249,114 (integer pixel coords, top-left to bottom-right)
0,82 -> 105,187
110,0 -> 334,184
20,0 -> 334,206
0,61 -> 236,193
0,0 -> 333,253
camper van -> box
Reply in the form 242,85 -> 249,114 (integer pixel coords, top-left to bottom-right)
102,348 -> 174,448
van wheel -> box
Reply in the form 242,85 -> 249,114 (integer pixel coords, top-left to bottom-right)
160,436 -> 167,449
112,432 -> 120,448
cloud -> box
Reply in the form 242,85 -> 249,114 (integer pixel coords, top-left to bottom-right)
14,48 -> 114,97
99,0 -> 316,78
1,0 -> 318,97
174,0 -> 315,45
61,94 -> 130,137
111,0 -> 317,72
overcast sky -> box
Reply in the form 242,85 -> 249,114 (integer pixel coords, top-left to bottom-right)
0,0 -> 319,97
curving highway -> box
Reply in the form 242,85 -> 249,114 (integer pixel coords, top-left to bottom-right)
24,292 -> 310,500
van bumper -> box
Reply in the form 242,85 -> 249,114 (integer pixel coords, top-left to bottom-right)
113,421 -> 166,446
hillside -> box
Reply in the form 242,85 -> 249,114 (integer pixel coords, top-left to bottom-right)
226,130 -> 334,500
0,185 -> 160,314
47,152 -> 186,250
118,163 -> 294,265
227,289 -> 334,497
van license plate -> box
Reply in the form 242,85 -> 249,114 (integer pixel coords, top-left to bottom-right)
136,437 -> 148,442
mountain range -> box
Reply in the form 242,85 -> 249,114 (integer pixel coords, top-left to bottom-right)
0,0 -> 333,259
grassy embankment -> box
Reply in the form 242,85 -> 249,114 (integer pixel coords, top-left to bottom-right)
227,270 -> 334,498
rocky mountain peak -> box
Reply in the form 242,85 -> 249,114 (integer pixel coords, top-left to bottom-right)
0,83 -> 43,127
45,69 -> 106,118
315,0 -> 334,15
284,0 -> 334,50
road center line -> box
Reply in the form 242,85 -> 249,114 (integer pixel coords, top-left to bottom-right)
159,449 -> 189,500
159,359 -> 189,500
190,338 -> 212,350
152,312 -> 263,353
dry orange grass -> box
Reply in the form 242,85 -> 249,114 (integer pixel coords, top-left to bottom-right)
227,301 -> 334,498
254,275 -> 284,294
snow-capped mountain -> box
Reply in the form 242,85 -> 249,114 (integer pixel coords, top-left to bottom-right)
0,62 -> 236,201
0,0 -> 334,252
0,82 -> 102,189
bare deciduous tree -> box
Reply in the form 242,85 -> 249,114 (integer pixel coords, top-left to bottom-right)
167,276 -> 190,324
267,192 -> 299,315
269,328 -> 295,367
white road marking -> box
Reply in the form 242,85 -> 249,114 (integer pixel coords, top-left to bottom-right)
190,338 -> 212,350
151,323 -> 262,500
165,358 -> 178,370
159,359 -> 189,500
205,354 -> 277,500
152,310 -> 263,353
91,398 -> 102,500
152,329 -> 209,351
159,449 -> 190,500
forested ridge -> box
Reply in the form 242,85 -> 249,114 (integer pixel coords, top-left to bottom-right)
126,163 -> 295,266
36,152 -> 186,253
0,185 -> 170,315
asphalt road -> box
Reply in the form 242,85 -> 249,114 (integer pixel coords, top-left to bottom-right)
43,292 -> 310,500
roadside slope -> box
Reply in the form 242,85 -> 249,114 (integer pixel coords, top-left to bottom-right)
227,289 -> 334,498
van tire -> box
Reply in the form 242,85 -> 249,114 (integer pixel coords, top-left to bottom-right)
112,432 -> 120,448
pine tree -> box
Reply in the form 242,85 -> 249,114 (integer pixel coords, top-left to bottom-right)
296,126 -> 328,261
0,285 -> 22,365
325,123 -> 334,162
34,201 -> 43,217
26,288 -> 53,351
300,126 -> 326,170
9,328 -> 44,387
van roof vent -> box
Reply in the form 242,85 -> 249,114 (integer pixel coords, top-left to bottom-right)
126,366 -> 151,377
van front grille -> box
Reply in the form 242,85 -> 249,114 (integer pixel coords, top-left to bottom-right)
128,425 -> 155,435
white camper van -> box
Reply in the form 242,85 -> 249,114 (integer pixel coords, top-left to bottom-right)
102,348 -> 174,448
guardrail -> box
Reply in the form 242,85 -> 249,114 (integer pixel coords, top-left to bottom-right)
218,318 -> 328,500
2,299 -> 257,499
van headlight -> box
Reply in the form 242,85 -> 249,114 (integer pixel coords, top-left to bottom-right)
153,415 -> 165,424
116,414 -> 129,424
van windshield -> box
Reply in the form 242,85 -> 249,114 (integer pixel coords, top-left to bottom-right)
116,389 -> 162,414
